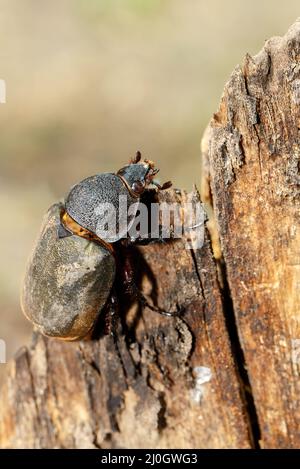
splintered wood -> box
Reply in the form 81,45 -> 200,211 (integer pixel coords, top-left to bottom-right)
1,19 -> 300,449
202,18 -> 300,448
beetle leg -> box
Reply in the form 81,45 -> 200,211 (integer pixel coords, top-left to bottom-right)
121,236 -> 154,247
103,290 -> 119,336
124,235 -> 167,246
123,224 -> 179,246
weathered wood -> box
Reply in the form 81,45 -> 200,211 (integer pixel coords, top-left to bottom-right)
0,190 -> 251,449
2,19 -> 300,450
202,18 -> 300,448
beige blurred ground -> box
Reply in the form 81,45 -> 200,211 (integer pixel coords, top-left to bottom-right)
0,0 -> 299,375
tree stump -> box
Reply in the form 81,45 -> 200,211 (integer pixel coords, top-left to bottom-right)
202,18 -> 300,448
1,18 -> 300,449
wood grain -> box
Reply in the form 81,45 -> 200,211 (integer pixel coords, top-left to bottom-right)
202,18 -> 300,448
0,189 -> 251,448
2,18 -> 300,449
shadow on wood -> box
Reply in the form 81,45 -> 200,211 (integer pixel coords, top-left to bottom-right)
1,18 -> 300,449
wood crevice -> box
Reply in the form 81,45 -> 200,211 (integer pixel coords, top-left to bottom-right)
1,19 -> 300,449
217,257 -> 261,448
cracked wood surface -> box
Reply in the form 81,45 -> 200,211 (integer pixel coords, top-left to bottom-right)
1,19 -> 300,450
0,189 -> 251,449
202,19 -> 300,448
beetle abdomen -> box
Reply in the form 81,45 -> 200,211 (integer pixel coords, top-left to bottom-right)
21,203 -> 115,340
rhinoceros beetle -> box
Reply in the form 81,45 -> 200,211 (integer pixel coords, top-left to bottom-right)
21,152 -> 178,341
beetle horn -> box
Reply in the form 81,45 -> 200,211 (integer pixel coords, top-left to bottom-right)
130,150 -> 142,164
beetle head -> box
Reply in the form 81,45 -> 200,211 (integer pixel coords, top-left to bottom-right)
117,151 -> 172,197
117,153 -> 159,197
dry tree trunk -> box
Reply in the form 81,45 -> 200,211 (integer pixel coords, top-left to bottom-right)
1,19 -> 300,449
0,189 -> 251,449
202,18 -> 300,448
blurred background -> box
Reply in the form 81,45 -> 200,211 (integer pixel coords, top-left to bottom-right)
0,0 -> 299,376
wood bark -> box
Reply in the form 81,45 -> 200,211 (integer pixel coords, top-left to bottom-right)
1,19 -> 300,449
0,189 -> 251,449
202,18 -> 300,448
